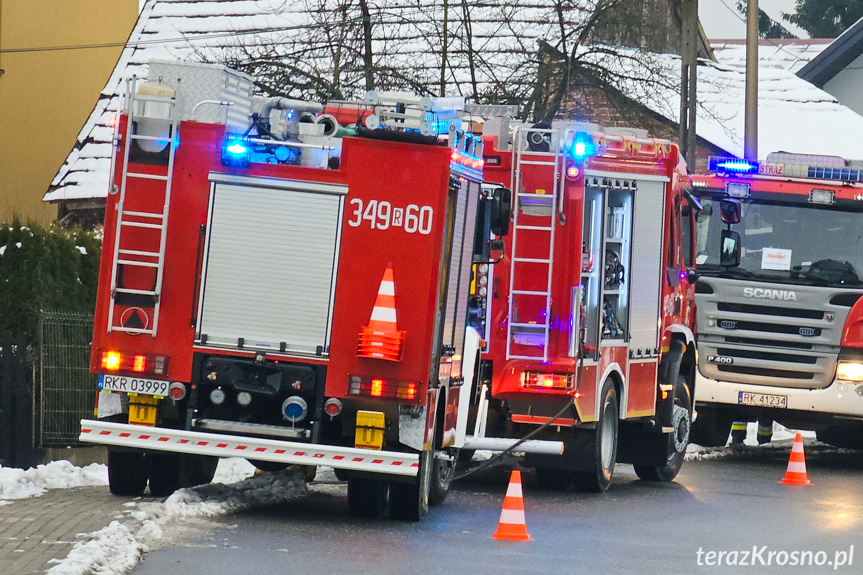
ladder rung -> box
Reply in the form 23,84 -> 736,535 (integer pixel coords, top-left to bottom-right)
129,134 -> 172,142
513,257 -> 550,263
515,225 -> 553,231
520,160 -> 557,166
134,95 -> 175,104
116,288 -> 157,296
511,322 -> 549,329
121,221 -> 165,230
117,259 -> 160,268
517,193 -> 554,198
508,354 -> 547,360
127,172 -> 169,181
122,210 -> 165,219
512,290 -> 550,296
112,326 -> 155,335
119,249 -> 161,258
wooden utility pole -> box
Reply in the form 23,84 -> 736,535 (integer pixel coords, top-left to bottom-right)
679,0 -> 698,168
744,0 -> 759,160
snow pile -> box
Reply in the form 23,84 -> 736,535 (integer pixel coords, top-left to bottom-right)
46,467 -> 306,575
0,461 -> 108,502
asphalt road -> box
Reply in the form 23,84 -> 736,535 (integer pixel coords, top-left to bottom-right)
134,444 -> 863,575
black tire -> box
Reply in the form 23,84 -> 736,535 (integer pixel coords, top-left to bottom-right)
428,449 -> 457,506
334,468 -> 350,481
249,460 -> 290,473
347,478 -> 388,518
186,455 -> 219,487
389,449 -> 432,521
573,380 -> 618,493
536,467 -> 574,490
634,378 -> 692,482
690,406 -> 734,447
107,450 -> 148,496
817,426 -> 863,450
148,453 -> 182,497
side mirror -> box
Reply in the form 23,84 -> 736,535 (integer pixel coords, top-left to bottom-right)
719,198 -> 742,224
720,229 -> 741,267
490,187 -> 512,237
687,268 -> 700,283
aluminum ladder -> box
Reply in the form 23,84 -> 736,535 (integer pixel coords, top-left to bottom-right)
106,77 -> 179,338
506,125 -> 563,361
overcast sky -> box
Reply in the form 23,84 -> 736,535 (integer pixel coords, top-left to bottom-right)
700,0 -> 813,40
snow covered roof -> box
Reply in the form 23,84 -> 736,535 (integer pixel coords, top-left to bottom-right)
46,1 -> 863,205
710,39 -> 831,74
611,51 -> 863,161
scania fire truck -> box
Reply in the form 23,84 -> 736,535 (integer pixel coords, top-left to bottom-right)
463,121 -> 699,491
79,60 -> 506,521
690,153 -> 863,449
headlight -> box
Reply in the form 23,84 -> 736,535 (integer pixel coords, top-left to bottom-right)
836,361 -> 863,382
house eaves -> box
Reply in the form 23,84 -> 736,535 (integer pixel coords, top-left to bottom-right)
797,16 -> 863,87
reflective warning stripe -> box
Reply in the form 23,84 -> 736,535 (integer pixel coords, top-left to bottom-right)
79,419 -> 419,477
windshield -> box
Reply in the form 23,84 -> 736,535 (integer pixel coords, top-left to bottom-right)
696,197 -> 863,286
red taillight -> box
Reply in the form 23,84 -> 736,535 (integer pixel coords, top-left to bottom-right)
522,372 -> 572,389
324,398 -> 343,417
349,375 -> 420,401
98,350 -> 168,376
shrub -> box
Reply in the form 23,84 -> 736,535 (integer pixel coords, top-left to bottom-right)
0,220 -> 102,344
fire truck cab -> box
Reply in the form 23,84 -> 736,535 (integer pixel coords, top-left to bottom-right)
464,119 -> 698,491
80,61 -> 505,521
691,153 -> 863,449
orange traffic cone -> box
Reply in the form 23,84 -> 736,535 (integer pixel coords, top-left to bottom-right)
491,470 -> 532,541
780,432 -> 812,486
357,264 -> 406,361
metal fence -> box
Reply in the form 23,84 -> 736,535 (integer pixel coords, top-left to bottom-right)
39,311 -> 96,447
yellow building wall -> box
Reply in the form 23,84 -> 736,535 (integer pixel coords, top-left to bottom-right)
0,0 -> 138,225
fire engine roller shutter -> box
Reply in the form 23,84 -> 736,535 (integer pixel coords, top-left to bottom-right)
197,174 -> 346,354
628,178 -> 667,353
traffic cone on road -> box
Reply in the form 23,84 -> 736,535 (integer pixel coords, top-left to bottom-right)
491,470 -> 532,541
780,432 -> 812,486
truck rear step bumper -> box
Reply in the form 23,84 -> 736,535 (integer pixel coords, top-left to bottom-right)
80,419 -> 419,477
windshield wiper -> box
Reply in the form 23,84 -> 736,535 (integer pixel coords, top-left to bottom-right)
715,267 -> 755,279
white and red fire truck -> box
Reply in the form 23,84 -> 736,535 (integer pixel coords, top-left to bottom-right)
78,60 -> 506,521
462,121 -> 699,491
690,154 -> 863,449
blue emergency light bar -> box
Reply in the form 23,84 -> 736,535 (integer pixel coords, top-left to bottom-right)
708,155 -> 863,184
708,157 -> 759,174
221,135 -> 251,168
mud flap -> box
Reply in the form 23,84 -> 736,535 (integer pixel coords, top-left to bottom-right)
656,338 -> 685,429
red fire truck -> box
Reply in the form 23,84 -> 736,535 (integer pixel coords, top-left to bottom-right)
463,121 -> 699,491
78,61 -> 505,521
690,153 -> 863,449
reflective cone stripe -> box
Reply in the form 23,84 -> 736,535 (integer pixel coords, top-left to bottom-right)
358,264 -> 406,361
367,266 -> 398,332
491,470 -> 532,541
780,432 -> 812,486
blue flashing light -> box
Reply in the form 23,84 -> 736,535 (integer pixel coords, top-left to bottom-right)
568,131 -> 596,161
708,156 -> 759,174
221,135 -> 251,168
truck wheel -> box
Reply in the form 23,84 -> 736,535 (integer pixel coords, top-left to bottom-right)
634,378 -> 691,482
429,448 -> 457,506
347,478 -> 388,518
186,455 -> 219,486
389,448 -> 432,521
573,380 -> 618,493
536,467 -> 574,490
148,453 -> 182,497
690,406 -> 734,447
107,450 -> 148,496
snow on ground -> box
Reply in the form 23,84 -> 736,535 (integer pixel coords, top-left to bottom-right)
686,422 -> 819,461
46,463 -> 303,575
0,461 -> 108,502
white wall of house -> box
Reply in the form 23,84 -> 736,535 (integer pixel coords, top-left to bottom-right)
823,52 -> 863,117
